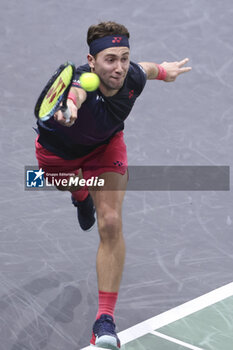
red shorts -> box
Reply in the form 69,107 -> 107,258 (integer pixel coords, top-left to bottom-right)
35,131 -> 128,181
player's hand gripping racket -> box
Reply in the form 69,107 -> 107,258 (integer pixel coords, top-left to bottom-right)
34,61 -> 75,122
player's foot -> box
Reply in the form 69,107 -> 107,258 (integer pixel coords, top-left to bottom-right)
71,193 -> 95,231
90,314 -> 121,349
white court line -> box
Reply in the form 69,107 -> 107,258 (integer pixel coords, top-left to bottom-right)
118,281 -> 233,345
85,348 -> 110,350
151,331 -> 204,350
81,282 -> 233,349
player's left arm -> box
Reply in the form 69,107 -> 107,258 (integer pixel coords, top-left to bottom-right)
138,58 -> 192,82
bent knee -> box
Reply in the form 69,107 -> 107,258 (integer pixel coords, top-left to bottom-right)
98,210 -> 122,241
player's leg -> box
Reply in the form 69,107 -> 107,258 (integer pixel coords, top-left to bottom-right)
89,171 -> 127,349
55,168 -> 96,231
83,131 -> 128,348
91,172 -> 127,293
35,137 -> 95,230
69,169 -> 96,231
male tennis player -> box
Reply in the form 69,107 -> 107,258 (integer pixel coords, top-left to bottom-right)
35,21 -> 191,349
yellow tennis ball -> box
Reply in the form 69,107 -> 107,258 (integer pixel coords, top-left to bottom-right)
79,72 -> 100,92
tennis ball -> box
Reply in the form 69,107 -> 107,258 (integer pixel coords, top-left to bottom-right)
79,72 -> 100,92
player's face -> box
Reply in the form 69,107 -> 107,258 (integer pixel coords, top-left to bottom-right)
88,47 -> 130,96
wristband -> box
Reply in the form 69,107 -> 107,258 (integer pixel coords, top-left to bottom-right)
67,92 -> 77,106
155,64 -> 167,80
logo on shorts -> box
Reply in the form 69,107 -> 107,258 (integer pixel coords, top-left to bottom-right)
26,168 -> 45,188
114,161 -> 123,167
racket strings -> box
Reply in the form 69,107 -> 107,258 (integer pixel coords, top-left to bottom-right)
39,65 -> 74,120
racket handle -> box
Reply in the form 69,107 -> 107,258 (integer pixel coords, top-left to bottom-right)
60,106 -> 71,123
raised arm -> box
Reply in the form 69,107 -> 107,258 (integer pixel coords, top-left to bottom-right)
139,58 -> 192,82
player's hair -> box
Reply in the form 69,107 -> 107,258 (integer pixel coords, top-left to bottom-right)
87,21 -> 130,46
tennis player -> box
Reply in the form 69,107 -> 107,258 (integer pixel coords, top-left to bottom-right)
35,21 -> 191,349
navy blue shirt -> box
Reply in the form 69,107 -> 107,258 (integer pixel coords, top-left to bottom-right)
37,61 -> 147,159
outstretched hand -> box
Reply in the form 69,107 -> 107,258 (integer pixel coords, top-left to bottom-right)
161,58 -> 192,82
54,99 -> 78,127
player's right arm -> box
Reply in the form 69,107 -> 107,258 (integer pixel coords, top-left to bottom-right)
54,87 -> 87,127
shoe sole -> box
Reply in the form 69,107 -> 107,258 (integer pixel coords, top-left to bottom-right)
95,335 -> 120,349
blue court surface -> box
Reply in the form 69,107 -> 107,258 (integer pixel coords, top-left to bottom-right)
1,0 -> 233,349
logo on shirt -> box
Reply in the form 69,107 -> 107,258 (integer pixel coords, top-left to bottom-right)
26,168 -> 45,188
129,90 -> 134,99
112,37 -> 122,44
96,95 -> 105,102
72,79 -> 81,87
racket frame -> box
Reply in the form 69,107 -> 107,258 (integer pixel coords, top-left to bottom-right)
34,61 -> 75,122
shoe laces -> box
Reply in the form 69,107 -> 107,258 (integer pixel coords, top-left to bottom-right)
95,315 -> 116,336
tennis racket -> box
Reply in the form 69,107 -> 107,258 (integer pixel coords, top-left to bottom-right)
34,61 -> 75,122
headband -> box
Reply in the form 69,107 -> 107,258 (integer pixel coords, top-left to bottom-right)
89,35 -> 130,56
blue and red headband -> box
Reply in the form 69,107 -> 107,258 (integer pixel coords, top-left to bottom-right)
89,35 -> 130,56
